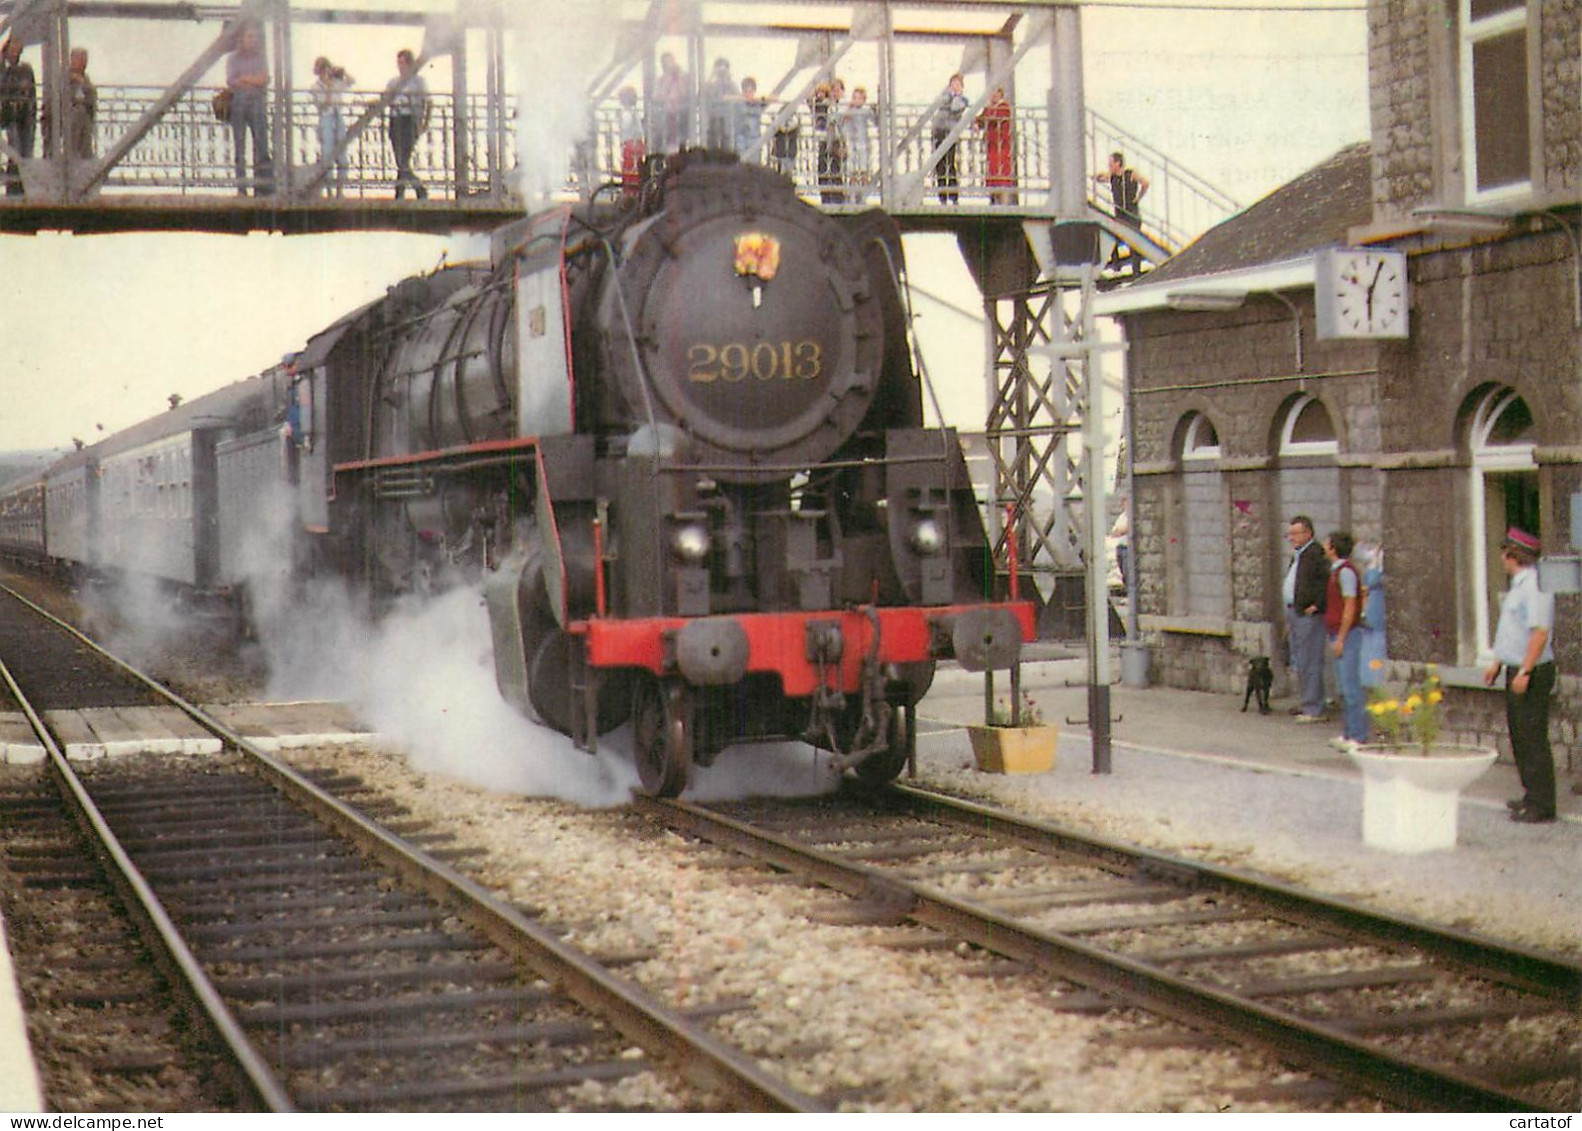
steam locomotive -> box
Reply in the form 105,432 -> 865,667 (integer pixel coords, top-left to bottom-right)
0,153 -> 1034,795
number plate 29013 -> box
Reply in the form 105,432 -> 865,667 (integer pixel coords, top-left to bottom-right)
687,341 -> 823,383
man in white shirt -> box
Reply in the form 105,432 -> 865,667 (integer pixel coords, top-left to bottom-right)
386,48 -> 429,200
1482,527 -> 1557,823
1284,515 -> 1328,722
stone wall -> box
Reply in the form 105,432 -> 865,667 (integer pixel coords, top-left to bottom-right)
1368,0 -> 1580,214
1542,1 -> 1582,196
1367,0 -> 1436,218
1127,298 -> 1384,694
1120,2 -> 1580,779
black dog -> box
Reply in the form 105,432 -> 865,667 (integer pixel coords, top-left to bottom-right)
1241,656 -> 1273,714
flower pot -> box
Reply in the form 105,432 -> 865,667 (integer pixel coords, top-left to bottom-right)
1346,745 -> 1498,853
968,725 -> 1057,774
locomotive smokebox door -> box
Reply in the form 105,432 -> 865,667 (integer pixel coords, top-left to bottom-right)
603,165 -> 886,482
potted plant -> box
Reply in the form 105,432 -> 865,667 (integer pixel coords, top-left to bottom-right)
1346,666 -> 1498,852
968,688 -> 1057,774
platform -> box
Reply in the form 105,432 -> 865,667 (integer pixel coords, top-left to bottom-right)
0,700 -> 378,764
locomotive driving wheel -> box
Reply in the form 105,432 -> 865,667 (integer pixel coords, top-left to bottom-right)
633,676 -> 694,798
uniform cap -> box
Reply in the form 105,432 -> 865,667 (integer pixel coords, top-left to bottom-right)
1502,527 -> 1541,554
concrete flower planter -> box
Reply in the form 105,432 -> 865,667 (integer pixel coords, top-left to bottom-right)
968,725 -> 1057,774
1346,745 -> 1498,853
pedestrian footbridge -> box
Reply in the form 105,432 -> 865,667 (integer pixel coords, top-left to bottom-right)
0,0 -> 1238,268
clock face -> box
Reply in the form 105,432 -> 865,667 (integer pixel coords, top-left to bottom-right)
1316,247 -> 1409,340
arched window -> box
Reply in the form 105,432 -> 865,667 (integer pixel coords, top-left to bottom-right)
1278,394 -> 1339,457
1167,412 -> 1230,619
1277,395 -> 1342,548
1468,386 -> 1538,658
1182,413 -> 1221,461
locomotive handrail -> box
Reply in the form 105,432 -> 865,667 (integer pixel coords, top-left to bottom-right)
596,235 -> 665,472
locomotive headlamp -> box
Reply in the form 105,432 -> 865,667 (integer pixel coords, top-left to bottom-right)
734,232 -> 781,310
909,518 -> 945,557
672,522 -> 711,564
733,232 -> 780,281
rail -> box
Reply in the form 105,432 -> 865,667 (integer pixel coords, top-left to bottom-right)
639,784 -> 1580,1112
0,580 -> 822,1112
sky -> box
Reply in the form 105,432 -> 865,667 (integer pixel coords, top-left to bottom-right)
0,0 -> 1371,456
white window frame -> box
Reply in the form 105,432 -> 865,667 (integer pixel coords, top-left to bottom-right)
1181,412 -> 1221,462
1278,394 -> 1340,458
1467,387 -> 1536,660
1459,0 -> 1533,205
1172,413 -> 1231,620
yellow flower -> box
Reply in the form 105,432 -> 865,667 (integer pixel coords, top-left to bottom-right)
1427,689 -> 1443,705
1405,694 -> 1423,711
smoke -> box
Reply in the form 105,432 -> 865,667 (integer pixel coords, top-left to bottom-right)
508,0 -> 626,201
251,577 -> 839,806
80,568 -> 201,673
218,478 -> 838,805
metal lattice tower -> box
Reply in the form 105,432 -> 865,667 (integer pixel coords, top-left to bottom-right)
984,282 -> 1083,580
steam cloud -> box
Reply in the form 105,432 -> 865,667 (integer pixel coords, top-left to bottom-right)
86,473 -> 839,805
509,0 -> 628,202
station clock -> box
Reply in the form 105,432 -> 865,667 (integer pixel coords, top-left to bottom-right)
1314,246 -> 1409,340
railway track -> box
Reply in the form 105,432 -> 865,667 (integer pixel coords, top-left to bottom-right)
639,783 -> 1582,1113
0,583 -> 821,1112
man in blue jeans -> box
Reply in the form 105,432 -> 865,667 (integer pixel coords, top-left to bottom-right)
226,23 -> 272,196
1283,515 -> 1328,722
1323,531 -> 1367,750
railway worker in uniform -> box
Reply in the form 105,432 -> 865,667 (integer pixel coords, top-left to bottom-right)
0,37 -> 36,196
1483,527 -> 1558,824
386,48 -> 429,200
226,23 -> 273,196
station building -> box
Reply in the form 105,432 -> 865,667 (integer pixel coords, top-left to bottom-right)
1097,0 -> 1580,767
